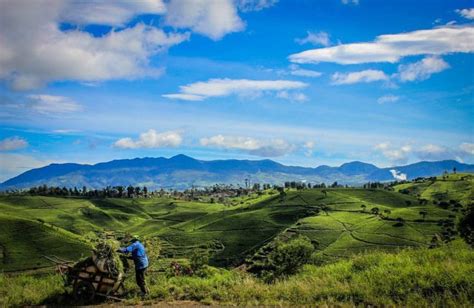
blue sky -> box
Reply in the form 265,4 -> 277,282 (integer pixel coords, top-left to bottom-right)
0,0 -> 473,181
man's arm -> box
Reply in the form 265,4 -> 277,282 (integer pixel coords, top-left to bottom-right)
119,242 -> 136,253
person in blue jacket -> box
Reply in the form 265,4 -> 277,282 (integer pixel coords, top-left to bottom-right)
119,235 -> 149,296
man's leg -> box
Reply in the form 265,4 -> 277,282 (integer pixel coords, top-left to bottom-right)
135,268 -> 148,295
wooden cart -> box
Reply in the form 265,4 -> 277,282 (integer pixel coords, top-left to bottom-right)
45,255 -> 126,304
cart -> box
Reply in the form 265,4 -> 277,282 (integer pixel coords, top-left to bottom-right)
44,255 -> 126,304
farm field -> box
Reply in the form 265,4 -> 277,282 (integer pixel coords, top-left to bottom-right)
0,173 -> 471,272
0,173 -> 472,306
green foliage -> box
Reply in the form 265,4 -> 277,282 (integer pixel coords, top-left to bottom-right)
190,250 -> 209,273
458,205 -> 474,247
253,235 -> 315,282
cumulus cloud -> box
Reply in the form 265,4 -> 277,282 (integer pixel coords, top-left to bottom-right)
460,143 -> 474,155
374,142 -> 411,164
414,144 -> 451,161
377,95 -> 400,104
200,134 -> 295,157
163,78 -> 307,101
331,70 -> 388,85
0,136 -> 28,151
114,129 -> 183,149
1,0 -> 276,90
237,0 -> 279,12
289,65 -> 323,78
376,142 -> 473,164
295,31 -> 330,47
390,169 -> 407,181
27,95 -> 82,114
456,8 -> 474,20
165,0 -> 244,40
289,26 -> 474,65
0,1 -> 191,90
396,56 -> 450,82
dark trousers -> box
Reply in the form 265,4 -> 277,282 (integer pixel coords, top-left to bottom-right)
135,267 -> 148,294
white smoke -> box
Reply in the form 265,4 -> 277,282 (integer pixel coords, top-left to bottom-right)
390,169 -> 407,181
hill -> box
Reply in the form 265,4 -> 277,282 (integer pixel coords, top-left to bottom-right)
1,173 -> 471,271
1,154 -> 473,190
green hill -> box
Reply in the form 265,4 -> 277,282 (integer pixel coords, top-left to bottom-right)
0,173 -> 471,272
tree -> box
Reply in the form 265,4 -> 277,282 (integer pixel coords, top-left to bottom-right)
360,204 -> 366,212
383,209 -> 391,217
264,236 -> 315,281
116,186 -> 124,198
458,205 -> 474,247
143,186 -> 148,197
127,185 -> 134,198
453,167 -> 457,174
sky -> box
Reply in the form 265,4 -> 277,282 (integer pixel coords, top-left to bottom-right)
0,0 -> 473,181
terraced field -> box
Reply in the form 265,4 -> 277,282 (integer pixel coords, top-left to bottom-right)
0,173 -> 471,272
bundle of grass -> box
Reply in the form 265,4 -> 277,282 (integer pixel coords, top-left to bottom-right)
92,240 -> 124,277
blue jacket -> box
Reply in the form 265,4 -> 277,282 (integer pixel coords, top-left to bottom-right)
120,241 -> 149,270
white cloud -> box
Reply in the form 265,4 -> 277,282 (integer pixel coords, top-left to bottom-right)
200,134 -> 295,157
0,1 -> 189,90
163,78 -> 308,101
289,26 -> 474,65
165,0 -> 244,40
396,56 -> 450,82
295,31 -> 330,47
1,0 -> 277,89
28,95 -> 82,114
237,0 -> 279,12
456,8 -> 474,20
342,0 -> 359,5
389,169 -> 407,181
331,70 -> 388,85
303,141 -> 316,157
276,91 -> 308,102
460,143 -> 474,155
60,0 -> 167,26
0,136 -> 28,151
114,129 -> 183,149
289,65 -> 322,78
375,142 -> 411,164
415,144 -> 450,161
377,95 -> 400,104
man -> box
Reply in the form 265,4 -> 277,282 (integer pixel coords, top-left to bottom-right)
119,235 -> 149,296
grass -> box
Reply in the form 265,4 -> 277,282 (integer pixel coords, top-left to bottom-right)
1,240 -> 472,307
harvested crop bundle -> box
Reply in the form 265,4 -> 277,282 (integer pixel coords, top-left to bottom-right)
92,240 -> 124,277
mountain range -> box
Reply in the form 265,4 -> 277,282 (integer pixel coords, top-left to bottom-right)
1,154 -> 473,190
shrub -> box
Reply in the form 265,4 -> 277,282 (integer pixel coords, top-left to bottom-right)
260,236 -> 315,282
190,250 -> 210,274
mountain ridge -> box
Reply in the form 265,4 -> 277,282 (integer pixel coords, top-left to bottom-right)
2,154 -> 473,190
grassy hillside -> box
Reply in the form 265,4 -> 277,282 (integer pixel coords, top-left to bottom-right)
1,175 -> 472,271
0,214 -> 90,271
1,240 -> 473,307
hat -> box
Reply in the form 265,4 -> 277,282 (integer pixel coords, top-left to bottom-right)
130,234 -> 140,242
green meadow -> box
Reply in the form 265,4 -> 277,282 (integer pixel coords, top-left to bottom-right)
0,173 -> 473,306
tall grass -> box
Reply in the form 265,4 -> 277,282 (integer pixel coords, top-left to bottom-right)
3,241 -> 471,307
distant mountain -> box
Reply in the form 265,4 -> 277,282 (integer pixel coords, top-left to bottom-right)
1,155 -> 473,190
